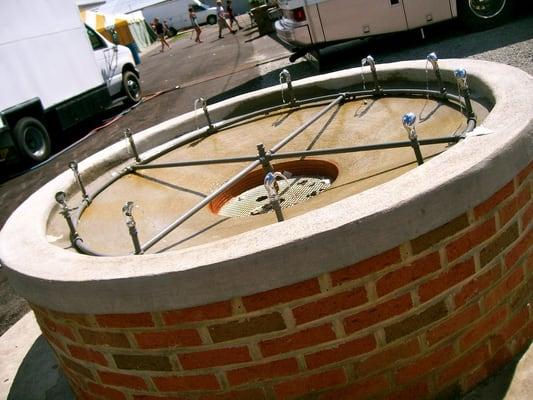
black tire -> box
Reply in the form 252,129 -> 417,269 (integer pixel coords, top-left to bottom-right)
207,15 -> 217,25
122,70 -> 142,105
13,117 -> 51,163
459,0 -> 513,30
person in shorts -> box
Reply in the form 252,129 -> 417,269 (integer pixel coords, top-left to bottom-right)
189,7 -> 202,43
216,0 -> 236,38
226,0 -> 243,30
153,18 -> 171,52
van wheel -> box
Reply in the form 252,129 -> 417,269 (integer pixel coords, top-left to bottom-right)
207,15 -> 217,25
122,71 -> 142,105
459,0 -> 512,30
13,117 -> 51,163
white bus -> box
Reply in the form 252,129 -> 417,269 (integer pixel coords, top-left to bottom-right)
275,0 -> 513,61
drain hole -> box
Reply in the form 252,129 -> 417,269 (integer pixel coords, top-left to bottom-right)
209,160 -> 338,217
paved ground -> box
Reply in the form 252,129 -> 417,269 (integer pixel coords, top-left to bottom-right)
0,9 -> 532,399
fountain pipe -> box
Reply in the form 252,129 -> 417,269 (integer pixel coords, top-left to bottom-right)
69,161 -> 89,202
427,52 -> 446,94
454,69 -> 476,121
124,128 -> 141,163
361,55 -> 382,93
123,202 -> 143,255
279,69 -> 296,105
196,97 -> 215,133
55,191 -> 79,242
402,112 -> 424,165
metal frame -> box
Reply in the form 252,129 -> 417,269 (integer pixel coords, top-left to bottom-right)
56,58 -> 478,256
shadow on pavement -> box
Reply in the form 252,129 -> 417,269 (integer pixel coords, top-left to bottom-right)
7,336 -> 74,400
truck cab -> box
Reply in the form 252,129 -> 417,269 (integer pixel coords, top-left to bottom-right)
0,4 -> 141,168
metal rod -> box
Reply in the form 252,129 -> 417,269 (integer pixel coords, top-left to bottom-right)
140,95 -> 345,252
69,161 -> 89,201
124,128 -> 141,163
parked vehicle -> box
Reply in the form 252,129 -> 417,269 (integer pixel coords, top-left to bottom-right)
141,0 -> 219,31
0,0 -> 141,166
275,0 -> 514,61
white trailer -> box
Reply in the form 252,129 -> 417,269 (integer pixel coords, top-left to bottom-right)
140,0 -> 218,30
0,0 -> 141,165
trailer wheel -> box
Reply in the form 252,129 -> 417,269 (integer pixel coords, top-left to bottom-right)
207,15 -> 217,25
122,71 -> 142,105
13,117 -> 51,163
459,0 -> 512,30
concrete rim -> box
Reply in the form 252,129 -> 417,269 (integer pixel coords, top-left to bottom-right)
0,59 -> 531,313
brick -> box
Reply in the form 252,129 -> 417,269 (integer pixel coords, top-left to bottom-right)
88,382 -> 126,400
273,368 -> 346,399
522,201 -> 533,228
305,334 -> 376,369
376,252 -> 441,297
354,338 -> 420,376
446,218 -> 496,262
99,371 -> 148,390
41,328 -> 67,352
454,266 -> 501,308
152,374 -> 220,391
385,301 -> 448,343
465,365 -> 491,393
135,328 -> 202,349
133,396 -> 189,400
96,313 -> 154,328
42,317 -> 75,341
260,324 -> 336,357
68,345 -> 108,366
226,358 -> 299,386
480,222 -> 519,267
419,258 -> 476,302
474,181 -> 514,219
60,355 -> 95,380
162,301 -> 233,325
344,294 -> 412,334
504,229 -> 533,270
437,344 -> 490,386
292,286 -> 368,325
198,388 -> 266,400
318,373 -> 389,400
426,303 -> 481,346
113,354 -> 173,371
395,345 -> 455,385
500,187 -> 530,226
460,305 -> 507,352
517,161 -> 533,185
208,312 -> 286,343
79,328 -> 131,348
484,267 -> 524,310
330,247 -> 402,286
242,279 -> 321,312
48,310 -> 94,327
382,382 -> 429,400
492,307 -> 529,352
179,346 -> 251,370
411,214 -> 470,255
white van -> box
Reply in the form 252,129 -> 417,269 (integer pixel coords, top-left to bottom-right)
141,0 -> 219,31
275,0 -> 513,60
0,0 -> 141,165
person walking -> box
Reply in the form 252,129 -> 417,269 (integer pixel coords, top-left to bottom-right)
226,0 -> 243,30
216,0 -> 236,38
153,18 -> 171,52
189,7 -> 202,43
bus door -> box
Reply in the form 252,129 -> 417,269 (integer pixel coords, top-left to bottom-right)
316,0 -> 408,43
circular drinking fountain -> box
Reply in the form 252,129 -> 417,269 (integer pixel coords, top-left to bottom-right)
1,56 -> 531,400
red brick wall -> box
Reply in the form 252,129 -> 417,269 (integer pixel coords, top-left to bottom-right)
32,163 -> 532,400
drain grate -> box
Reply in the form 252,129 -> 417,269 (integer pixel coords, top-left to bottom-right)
218,176 -> 332,217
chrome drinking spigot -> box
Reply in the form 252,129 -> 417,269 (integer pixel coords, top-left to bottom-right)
427,52 -> 439,70
402,112 -> 424,165
122,201 -> 142,254
69,160 -> 89,201
264,171 -> 287,222
195,97 -> 214,132
55,191 -> 79,241
454,68 -> 476,121
361,55 -> 381,93
279,69 -> 296,104
426,52 -> 445,94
